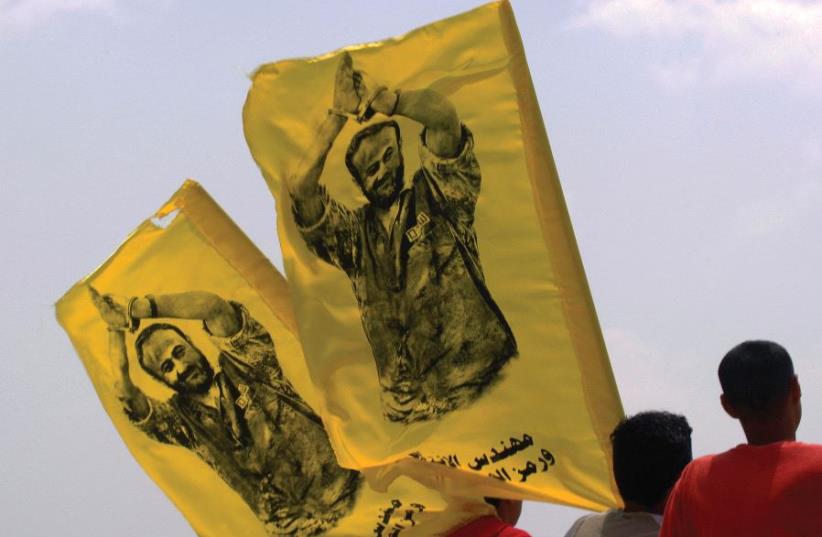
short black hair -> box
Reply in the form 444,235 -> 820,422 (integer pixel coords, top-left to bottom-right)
719,340 -> 795,416
611,411 -> 692,509
134,323 -> 192,380
344,120 -> 402,185
484,498 -> 501,509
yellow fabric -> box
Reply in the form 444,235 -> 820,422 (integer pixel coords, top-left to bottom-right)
243,1 -> 624,510
56,180 -> 491,537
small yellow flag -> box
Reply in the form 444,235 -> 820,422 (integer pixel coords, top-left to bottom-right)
244,1 -> 624,509
55,181 -> 493,537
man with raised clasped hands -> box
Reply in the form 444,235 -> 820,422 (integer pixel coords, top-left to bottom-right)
89,287 -> 361,537
288,52 -> 518,424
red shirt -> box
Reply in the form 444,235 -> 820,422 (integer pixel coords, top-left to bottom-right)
660,441 -> 822,537
447,515 -> 532,537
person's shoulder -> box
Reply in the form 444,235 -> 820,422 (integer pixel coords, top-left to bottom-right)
722,441 -> 822,463
680,452 -> 718,475
498,524 -> 532,537
448,515 -> 531,537
667,453 -> 720,494
447,515 -> 501,537
572,511 -> 607,524
500,528 -> 532,537
786,441 -> 822,466
563,511 -> 606,537
789,441 -> 822,452
418,123 -> 475,169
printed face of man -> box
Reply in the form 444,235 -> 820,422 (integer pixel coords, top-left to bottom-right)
140,328 -> 215,395
352,126 -> 404,209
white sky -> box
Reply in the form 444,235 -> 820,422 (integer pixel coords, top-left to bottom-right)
1,1 -> 820,535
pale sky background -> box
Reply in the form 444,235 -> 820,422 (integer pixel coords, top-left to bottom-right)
1,0 -> 821,535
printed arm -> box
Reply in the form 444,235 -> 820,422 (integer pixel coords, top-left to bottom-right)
129,291 -> 240,338
108,330 -> 151,420
369,85 -> 461,158
89,287 -> 150,421
288,51 -> 360,226
90,287 -> 194,446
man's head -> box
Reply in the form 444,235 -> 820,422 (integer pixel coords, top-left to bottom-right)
345,121 -> 404,209
135,323 -> 214,395
484,498 -> 522,526
718,340 -> 801,431
611,411 -> 692,513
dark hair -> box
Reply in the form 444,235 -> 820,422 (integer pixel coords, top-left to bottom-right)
719,340 -> 795,416
484,498 -> 501,509
611,411 -> 692,509
344,120 -> 402,185
134,323 -> 192,380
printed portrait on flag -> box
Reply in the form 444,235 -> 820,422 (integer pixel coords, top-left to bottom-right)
56,181 -> 495,537
244,0 -> 626,510
289,52 -> 517,424
86,287 -> 361,536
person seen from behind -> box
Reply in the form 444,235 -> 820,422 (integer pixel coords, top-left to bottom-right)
660,340 -> 822,536
447,498 -> 531,536
565,411 -> 693,537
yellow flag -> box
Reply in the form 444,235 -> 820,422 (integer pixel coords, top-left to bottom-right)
243,0 -> 624,510
55,180 -> 492,537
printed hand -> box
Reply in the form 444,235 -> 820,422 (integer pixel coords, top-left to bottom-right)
88,286 -> 128,329
332,51 -> 360,115
353,69 -> 388,123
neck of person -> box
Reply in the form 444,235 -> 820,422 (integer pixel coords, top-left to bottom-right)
623,499 -> 664,515
726,387 -> 801,447
192,382 -> 222,410
374,202 -> 401,235
741,417 -> 797,446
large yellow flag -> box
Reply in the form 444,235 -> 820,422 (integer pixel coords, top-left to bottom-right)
55,181 -> 493,537
243,1 -> 624,509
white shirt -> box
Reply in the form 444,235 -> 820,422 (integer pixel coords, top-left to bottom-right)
564,509 -> 662,537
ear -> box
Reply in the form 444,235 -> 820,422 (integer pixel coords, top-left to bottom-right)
790,375 -> 801,400
720,394 -> 740,419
